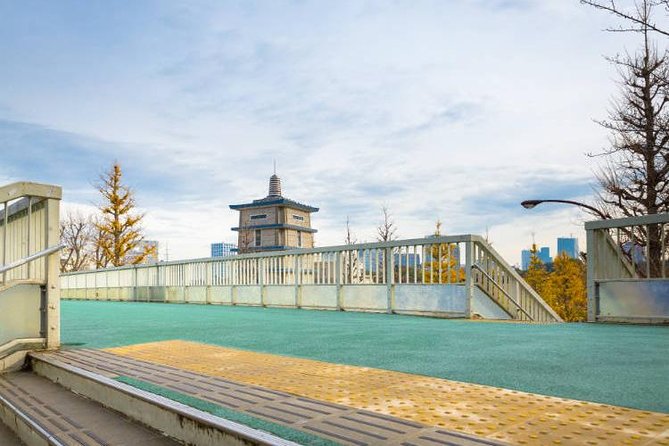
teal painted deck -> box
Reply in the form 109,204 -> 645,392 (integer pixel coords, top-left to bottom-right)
61,300 -> 669,413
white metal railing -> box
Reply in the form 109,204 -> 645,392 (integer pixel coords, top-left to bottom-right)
585,213 -> 669,323
471,239 -> 562,322
61,235 -> 561,322
0,182 -> 62,358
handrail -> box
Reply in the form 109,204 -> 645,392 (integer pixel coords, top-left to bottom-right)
584,212 -> 669,230
472,238 -> 563,322
0,244 -> 65,275
472,263 -> 533,320
0,182 -> 62,204
61,235 -> 477,275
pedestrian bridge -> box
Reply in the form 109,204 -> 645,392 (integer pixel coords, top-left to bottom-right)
5,181 -> 669,446
60,235 -> 561,323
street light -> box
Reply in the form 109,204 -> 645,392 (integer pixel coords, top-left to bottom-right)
520,199 -> 611,219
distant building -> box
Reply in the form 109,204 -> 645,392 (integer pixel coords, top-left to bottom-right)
211,242 -> 237,257
128,240 -> 159,264
557,237 -> 579,259
229,172 -> 318,253
521,246 -> 551,270
521,250 -> 532,270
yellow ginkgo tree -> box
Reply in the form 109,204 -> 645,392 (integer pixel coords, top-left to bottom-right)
423,220 -> 465,284
95,163 -> 155,268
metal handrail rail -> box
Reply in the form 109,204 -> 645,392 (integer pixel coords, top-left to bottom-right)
584,212 -> 669,230
472,240 -> 562,322
0,244 -> 65,275
471,263 -> 533,320
60,235 -> 477,275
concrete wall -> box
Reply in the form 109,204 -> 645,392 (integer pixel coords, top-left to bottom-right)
0,283 -> 42,346
597,279 -> 669,323
61,283 -> 516,319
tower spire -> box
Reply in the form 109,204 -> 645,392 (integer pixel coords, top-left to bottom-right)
268,167 -> 282,197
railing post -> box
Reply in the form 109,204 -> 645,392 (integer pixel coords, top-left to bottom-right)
586,228 -> 597,322
294,255 -> 301,308
2,201 -> 7,284
133,265 -> 139,302
205,262 -> 212,305
464,239 -> 474,318
45,198 -> 60,349
385,246 -> 393,314
335,251 -> 342,311
259,258 -> 265,307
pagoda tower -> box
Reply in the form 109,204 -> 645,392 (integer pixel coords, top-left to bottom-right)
230,173 -> 318,253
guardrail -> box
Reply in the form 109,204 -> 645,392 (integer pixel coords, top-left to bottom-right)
61,235 -> 561,322
585,213 -> 669,323
0,182 -> 62,366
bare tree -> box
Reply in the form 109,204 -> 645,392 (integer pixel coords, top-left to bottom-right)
343,216 -> 363,283
376,206 -> 398,242
60,212 -> 94,272
582,0 -> 669,37
589,0 -> 669,275
237,230 -> 253,254
344,215 -> 356,245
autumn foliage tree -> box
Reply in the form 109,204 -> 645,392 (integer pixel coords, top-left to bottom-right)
523,245 -> 587,322
524,244 -> 550,297
423,220 -> 465,283
95,163 -> 155,267
545,252 -> 588,322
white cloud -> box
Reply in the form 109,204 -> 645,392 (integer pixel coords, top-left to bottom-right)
0,1 -> 644,263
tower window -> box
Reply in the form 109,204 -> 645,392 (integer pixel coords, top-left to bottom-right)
250,214 -> 267,220
292,214 -> 304,221
297,231 -> 302,247
255,229 -> 261,246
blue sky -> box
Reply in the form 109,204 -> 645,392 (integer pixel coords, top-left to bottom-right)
0,0 -> 652,263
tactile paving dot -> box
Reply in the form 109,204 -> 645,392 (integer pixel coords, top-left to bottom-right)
107,340 -> 669,445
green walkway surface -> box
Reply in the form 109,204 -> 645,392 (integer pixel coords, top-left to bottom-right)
61,300 -> 669,413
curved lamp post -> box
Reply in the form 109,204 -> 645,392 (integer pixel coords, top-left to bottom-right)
520,199 -> 611,219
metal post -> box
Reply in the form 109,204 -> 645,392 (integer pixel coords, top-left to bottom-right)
205,262 -> 212,305
645,224 -> 651,278
259,258 -> 265,307
385,246 -> 393,314
662,223 -> 666,279
586,228 -> 597,322
464,239 -> 473,318
335,251 -> 342,310
294,255 -> 300,308
45,198 -> 60,349
26,197 -> 32,278
2,201 -> 7,284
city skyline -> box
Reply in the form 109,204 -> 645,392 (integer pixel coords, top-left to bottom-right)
0,1 -> 649,263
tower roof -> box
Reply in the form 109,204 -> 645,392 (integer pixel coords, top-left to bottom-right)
229,171 -> 318,212
268,174 -> 282,197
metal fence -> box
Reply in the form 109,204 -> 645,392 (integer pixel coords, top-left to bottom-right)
61,235 -> 561,322
586,213 -> 669,323
0,182 -> 62,367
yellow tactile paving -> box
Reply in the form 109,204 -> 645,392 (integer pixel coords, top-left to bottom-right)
106,340 -> 669,445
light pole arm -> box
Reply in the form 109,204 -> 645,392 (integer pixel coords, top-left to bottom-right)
521,199 -> 611,219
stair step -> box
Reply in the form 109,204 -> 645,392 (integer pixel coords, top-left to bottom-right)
28,352 -> 300,446
0,371 -> 180,446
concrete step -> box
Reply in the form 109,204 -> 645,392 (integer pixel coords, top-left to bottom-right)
25,351 -> 300,446
0,371 -> 181,446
